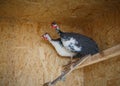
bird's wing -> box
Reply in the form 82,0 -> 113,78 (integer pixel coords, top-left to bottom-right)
60,32 -> 99,53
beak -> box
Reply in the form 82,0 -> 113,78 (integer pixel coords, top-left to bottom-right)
41,35 -> 48,40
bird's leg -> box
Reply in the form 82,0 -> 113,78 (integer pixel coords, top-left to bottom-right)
62,56 -> 76,71
70,56 -> 74,70
70,56 -> 73,64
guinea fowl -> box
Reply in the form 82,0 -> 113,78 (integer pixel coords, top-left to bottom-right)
42,33 -> 85,74
42,33 -> 77,57
51,22 -> 99,56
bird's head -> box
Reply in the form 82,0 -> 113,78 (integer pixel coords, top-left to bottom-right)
41,33 -> 51,41
51,22 -> 59,30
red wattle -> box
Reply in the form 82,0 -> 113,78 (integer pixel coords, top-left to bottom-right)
51,25 -> 57,29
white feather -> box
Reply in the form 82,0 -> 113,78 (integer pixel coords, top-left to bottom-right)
49,41 -> 76,57
61,37 -> 82,52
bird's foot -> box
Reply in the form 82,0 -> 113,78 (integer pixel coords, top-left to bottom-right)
62,62 -> 76,73
62,62 -> 74,71
62,65 -> 69,71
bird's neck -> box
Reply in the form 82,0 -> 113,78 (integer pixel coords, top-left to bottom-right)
47,35 -> 52,41
56,28 -> 63,35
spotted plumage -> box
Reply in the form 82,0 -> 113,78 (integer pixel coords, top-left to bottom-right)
51,22 -> 99,56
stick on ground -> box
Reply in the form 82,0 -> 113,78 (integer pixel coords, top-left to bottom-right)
43,55 -> 91,86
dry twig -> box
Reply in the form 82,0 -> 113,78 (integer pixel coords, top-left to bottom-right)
43,55 -> 91,86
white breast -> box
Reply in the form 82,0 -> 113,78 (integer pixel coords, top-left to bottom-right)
50,41 -> 76,57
